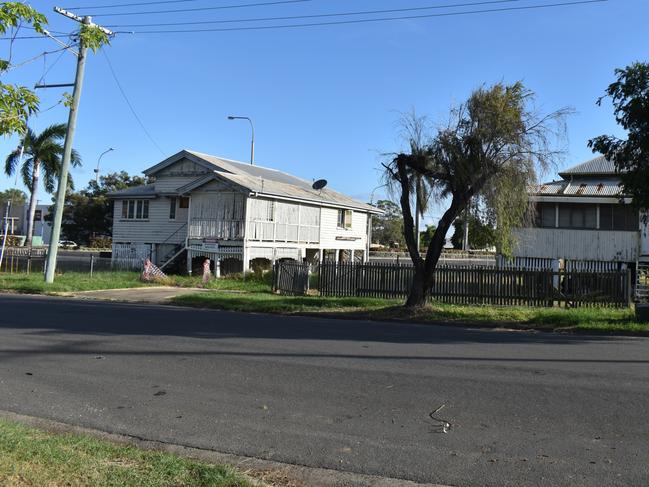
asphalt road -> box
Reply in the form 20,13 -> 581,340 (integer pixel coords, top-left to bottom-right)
0,294 -> 647,487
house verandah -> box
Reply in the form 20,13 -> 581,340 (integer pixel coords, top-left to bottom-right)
109,150 -> 381,275
512,155 -> 649,274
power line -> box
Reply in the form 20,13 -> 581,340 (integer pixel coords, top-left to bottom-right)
65,0 -> 202,9
104,0 -> 522,28
1,0 -> 608,38
4,46 -> 70,72
129,0 -> 608,34
101,49 -> 166,156
83,0 -> 313,17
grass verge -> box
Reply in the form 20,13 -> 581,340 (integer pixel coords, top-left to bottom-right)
0,272 -> 150,294
0,418 -> 256,487
171,291 -> 649,334
0,272 -> 271,294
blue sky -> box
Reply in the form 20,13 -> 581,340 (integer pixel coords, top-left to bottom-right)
1,0 -> 647,223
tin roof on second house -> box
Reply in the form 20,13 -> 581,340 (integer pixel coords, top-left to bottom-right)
558,155 -> 618,177
533,179 -> 624,197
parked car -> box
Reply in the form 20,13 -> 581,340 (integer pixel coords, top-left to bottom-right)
58,240 -> 78,249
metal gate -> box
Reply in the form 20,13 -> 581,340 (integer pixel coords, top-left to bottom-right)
273,260 -> 310,296
637,264 -> 649,303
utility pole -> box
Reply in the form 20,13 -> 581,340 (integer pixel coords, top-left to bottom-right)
45,8 -> 113,283
462,208 -> 470,251
415,179 -> 421,255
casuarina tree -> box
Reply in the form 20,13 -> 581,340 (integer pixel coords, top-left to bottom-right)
4,123 -> 81,245
589,62 -> 649,214
383,82 -> 568,307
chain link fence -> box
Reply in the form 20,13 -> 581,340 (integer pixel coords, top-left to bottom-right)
0,248 -> 142,276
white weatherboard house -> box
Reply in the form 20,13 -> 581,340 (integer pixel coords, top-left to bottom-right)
514,156 -> 649,268
108,150 -> 381,274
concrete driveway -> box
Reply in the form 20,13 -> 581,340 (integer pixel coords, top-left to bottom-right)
67,286 -> 208,303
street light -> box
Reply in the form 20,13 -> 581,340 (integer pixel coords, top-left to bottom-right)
95,147 -> 115,183
227,116 -> 255,165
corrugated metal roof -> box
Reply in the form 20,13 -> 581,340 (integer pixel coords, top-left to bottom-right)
185,150 -> 317,191
107,185 -> 157,198
558,155 -> 618,176
533,179 -> 624,197
180,150 -> 380,213
112,150 -> 381,213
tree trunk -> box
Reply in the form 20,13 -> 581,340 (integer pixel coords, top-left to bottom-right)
24,160 -> 40,246
404,197 -> 464,308
406,264 -> 428,307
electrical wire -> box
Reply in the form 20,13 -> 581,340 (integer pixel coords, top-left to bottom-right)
104,0 -> 522,28
130,0 -> 608,34
0,0 -> 608,38
82,0 -> 313,17
65,0 -> 203,9
37,47 -> 71,85
4,46 -> 70,72
101,49 -> 165,156
0,34 -> 71,40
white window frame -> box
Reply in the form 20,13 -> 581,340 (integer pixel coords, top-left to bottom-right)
121,199 -> 150,221
337,209 -> 353,230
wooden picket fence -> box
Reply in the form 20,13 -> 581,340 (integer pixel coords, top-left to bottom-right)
272,260 -> 310,296
317,261 -> 631,308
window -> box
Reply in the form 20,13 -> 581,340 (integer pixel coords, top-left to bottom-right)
600,204 -> 638,231
337,209 -> 353,229
558,203 -> 597,229
120,199 -> 149,220
534,203 -> 556,228
179,197 -> 190,209
169,197 -> 176,220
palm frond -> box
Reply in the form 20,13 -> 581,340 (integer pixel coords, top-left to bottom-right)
4,148 -> 22,176
33,123 -> 67,147
20,158 -> 33,190
70,148 -> 82,167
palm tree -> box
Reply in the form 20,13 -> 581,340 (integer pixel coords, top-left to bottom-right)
4,124 -> 81,245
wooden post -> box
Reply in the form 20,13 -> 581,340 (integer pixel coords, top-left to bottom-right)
90,254 -> 94,278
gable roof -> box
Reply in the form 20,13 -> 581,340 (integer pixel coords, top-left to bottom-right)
144,149 -> 381,214
106,184 -> 158,199
558,155 -> 617,177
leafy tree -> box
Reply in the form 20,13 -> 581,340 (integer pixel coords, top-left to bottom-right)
0,2 -> 47,136
371,199 -> 406,248
0,188 -> 26,206
450,213 -> 497,250
0,3 -> 110,138
589,62 -> 649,213
51,171 -> 149,244
419,224 -> 437,249
383,82 -> 567,307
4,124 -> 81,244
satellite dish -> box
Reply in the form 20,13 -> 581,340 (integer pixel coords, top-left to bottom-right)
312,179 -> 328,191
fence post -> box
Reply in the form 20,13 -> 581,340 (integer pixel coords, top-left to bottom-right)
90,255 -> 94,279
626,269 -> 633,307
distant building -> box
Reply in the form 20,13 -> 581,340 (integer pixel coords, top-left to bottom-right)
514,156 -> 649,267
0,202 -> 51,245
